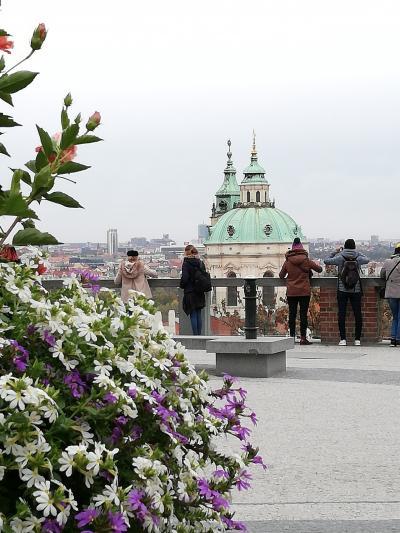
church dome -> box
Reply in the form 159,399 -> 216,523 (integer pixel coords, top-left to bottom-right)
205,206 -> 304,244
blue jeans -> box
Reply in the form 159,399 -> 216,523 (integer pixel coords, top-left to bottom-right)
388,298 -> 400,340
190,309 -> 202,335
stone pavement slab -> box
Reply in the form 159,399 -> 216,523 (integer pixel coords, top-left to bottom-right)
185,344 -> 400,531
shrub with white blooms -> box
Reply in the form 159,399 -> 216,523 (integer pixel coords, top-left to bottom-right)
0,255 -> 266,532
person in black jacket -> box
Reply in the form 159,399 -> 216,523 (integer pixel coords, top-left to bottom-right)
179,245 -> 206,335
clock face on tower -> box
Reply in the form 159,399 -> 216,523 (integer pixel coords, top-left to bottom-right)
218,200 -> 227,211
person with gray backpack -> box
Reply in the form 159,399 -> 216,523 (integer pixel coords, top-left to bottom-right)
324,239 -> 369,346
380,243 -> 400,347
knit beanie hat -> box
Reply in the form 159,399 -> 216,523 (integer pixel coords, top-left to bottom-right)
292,237 -> 304,250
344,238 -> 356,250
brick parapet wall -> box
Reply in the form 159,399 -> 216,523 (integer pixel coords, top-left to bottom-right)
319,285 -> 380,343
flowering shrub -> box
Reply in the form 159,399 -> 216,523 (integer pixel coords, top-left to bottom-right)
0,256 -> 265,532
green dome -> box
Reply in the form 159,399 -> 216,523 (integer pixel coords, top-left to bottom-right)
205,206 -> 304,244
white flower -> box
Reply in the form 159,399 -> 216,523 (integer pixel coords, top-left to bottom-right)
0,466 -> 5,481
94,359 -> 112,376
72,422 -> 94,445
77,323 -> 97,342
86,442 -> 106,476
93,478 -> 121,506
33,480 -> 57,517
20,467 -> 45,488
58,451 -> 75,477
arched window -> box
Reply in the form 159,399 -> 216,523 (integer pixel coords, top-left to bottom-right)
256,191 -> 260,202
246,191 -> 250,203
262,270 -> 274,306
226,271 -> 237,306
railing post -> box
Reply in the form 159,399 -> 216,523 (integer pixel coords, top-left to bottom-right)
243,278 -> 258,339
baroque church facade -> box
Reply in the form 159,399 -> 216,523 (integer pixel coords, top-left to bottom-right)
204,135 -> 307,308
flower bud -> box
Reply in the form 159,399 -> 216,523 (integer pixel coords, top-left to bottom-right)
30,23 -> 47,51
86,111 -> 101,131
64,92 -> 73,107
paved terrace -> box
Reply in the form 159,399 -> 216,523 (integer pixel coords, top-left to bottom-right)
186,343 -> 400,533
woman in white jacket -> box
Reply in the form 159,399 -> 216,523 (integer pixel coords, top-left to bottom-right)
381,243 -> 400,347
114,250 -> 157,303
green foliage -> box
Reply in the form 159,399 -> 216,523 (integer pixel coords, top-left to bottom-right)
12,227 -> 60,245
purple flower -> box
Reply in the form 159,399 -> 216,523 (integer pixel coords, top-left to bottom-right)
108,511 -> 128,532
249,411 -> 258,426
253,455 -> 268,470
75,507 -> 100,528
27,324 -> 36,335
212,492 -> 229,511
128,489 -> 149,522
198,478 -> 214,499
235,469 -> 252,491
128,387 -> 137,399
43,519 -> 62,533
64,370 -> 87,399
222,373 -> 238,383
104,391 -> 117,404
214,469 -> 229,479
232,425 -> 251,441
222,516 -> 247,531
43,329 -> 56,347
116,416 -> 128,425
13,355 -> 28,372
111,426 -> 123,444
131,424 -> 143,441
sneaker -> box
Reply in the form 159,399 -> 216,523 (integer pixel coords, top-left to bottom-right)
300,337 -> 312,345
390,338 -> 397,347
354,340 -> 361,346
338,339 -> 347,346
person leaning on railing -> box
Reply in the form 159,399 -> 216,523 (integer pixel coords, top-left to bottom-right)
279,237 -> 322,345
380,242 -> 400,347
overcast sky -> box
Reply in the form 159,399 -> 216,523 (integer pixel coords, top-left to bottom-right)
1,0 -> 400,244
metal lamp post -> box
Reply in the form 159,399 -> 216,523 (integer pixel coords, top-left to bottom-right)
243,278 -> 258,339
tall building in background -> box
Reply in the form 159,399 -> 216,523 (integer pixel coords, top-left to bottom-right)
198,224 -> 209,243
107,228 -> 118,255
370,235 -> 379,246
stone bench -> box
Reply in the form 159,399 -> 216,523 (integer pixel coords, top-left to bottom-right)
206,336 -> 294,378
172,335 -> 218,350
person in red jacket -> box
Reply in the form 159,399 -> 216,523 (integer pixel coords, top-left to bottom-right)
279,238 -> 322,345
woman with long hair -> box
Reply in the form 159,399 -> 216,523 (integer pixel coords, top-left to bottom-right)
179,245 -> 206,335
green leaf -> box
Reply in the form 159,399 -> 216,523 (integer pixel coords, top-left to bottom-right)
0,143 -> 10,156
60,123 -> 79,150
0,71 -> 38,94
0,192 -> 38,218
31,165 -> 51,198
36,125 -> 54,158
10,169 -> 22,196
57,161 -> 90,174
74,134 -> 103,145
25,160 -> 37,173
61,108 -> 70,129
0,56 -> 5,73
0,30 -> 10,37
16,169 -> 31,185
21,219 -> 36,229
44,191 -> 83,208
35,149 -> 48,171
0,91 -> 13,106
0,113 -> 20,128
13,228 -> 60,246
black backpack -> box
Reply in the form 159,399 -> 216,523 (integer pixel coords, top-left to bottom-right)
340,257 -> 360,289
193,266 -> 212,293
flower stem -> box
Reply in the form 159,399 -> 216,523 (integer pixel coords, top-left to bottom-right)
0,217 -> 21,246
4,49 -> 35,75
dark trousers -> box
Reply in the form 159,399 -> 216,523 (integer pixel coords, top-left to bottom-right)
337,291 -> 362,341
287,295 -> 310,337
190,309 -> 202,335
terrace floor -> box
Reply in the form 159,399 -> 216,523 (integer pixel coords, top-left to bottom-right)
186,343 -> 400,533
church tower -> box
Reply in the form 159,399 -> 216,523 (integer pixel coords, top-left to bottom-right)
210,140 -> 240,226
239,132 -> 274,207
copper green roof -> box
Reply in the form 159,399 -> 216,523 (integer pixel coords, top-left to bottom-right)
241,133 -> 267,183
205,206 -> 304,244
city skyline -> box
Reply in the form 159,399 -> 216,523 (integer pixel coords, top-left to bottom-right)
1,0 -> 399,244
